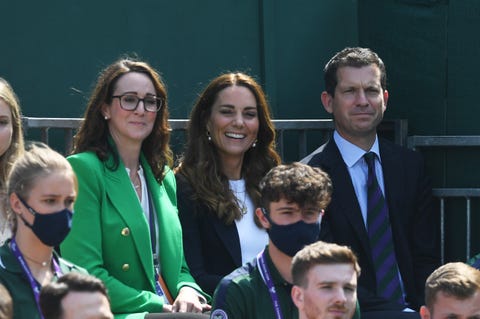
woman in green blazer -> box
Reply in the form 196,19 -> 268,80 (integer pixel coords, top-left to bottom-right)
60,58 -> 209,319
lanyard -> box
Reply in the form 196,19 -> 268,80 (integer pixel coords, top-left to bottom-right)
146,183 -> 170,304
11,238 -> 62,319
257,249 -> 284,319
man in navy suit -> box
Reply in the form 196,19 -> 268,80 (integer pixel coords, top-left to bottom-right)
302,47 -> 440,319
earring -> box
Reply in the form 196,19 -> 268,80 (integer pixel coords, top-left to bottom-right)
104,116 -> 109,120
251,139 -> 257,148
207,131 -> 212,142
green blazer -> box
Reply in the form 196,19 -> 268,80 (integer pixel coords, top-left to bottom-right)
61,151 -> 206,319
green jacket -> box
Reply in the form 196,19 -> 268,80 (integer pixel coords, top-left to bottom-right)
0,241 -> 86,319
61,151 -> 207,319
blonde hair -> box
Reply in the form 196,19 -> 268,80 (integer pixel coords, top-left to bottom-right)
292,241 -> 360,288
0,78 -> 24,189
5,142 -> 77,233
424,262 -> 480,310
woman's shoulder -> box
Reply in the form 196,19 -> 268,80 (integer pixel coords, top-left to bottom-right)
0,242 -> 17,273
175,172 -> 192,187
67,151 -> 104,172
67,151 -> 100,163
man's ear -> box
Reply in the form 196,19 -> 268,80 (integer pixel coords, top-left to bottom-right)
383,89 -> 389,112
321,91 -> 334,114
419,305 -> 430,319
291,285 -> 304,309
255,208 -> 270,229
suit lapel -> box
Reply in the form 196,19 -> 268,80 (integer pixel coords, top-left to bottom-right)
103,157 -> 154,287
317,140 -> 372,256
379,140 -> 404,237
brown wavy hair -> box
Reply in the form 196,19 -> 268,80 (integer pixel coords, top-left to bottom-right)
176,72 -> 281,225
176,72 -> 280,225
71,58 -> 172,180
0,78 -> 24,190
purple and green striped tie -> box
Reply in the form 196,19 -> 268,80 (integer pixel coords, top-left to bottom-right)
364,152 -> 404,305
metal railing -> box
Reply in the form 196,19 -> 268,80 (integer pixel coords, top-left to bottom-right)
22,120 -> 479,264
22,117 -> 408,158
409,135 -> 480,264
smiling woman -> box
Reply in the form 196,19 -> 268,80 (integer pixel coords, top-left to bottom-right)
174,72 -> 281,296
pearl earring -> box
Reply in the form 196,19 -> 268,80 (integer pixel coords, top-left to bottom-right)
104,116 -> 109,120
207,132 -> 212,142
251,140 -> 257,148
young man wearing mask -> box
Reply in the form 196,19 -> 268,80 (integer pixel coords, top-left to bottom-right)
210,162 -> 360,319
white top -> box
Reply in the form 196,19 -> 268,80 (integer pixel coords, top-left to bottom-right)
230,179 -> 268,264
126,166 -> 159,256
126,166 -> 148,216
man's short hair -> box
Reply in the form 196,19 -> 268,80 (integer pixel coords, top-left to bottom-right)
291,241 -> 361,288
259,162 -> 332,211
40,272 -> 110,319
424,262 -> 480,310
324,47 -> 387,97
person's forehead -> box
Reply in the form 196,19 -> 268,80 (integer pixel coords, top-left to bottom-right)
307,263 -> 356,282
269,198 -> 300,210
336,65 -> 381,85
61,291 -> 110,318
432,291 -> 480,318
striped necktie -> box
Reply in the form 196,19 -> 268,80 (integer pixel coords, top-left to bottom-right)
364,152 -> 404,305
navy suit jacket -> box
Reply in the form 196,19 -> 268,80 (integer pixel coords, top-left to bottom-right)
176,174 -> 242,296
305,138 -> 440,312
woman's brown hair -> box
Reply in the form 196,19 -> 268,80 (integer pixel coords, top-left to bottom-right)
176,72 -> 280,225
71,58 -> 172,181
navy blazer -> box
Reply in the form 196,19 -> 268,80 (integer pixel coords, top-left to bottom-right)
176,174 -> 242,296
306,138 -> 440,312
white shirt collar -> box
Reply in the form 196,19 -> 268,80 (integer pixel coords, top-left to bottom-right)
333,131 -> 381,167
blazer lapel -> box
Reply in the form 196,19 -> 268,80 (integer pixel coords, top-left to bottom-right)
212,218 -> 242,267
318,140 -> 372,257
379,140 -> 404,236
103,157 -> 154,287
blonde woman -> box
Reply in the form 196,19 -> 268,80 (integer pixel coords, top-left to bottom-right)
0,143 -> 85,319
0,78 -> 24,244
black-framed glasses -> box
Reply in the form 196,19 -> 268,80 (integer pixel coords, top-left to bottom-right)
112,94 -> 163,112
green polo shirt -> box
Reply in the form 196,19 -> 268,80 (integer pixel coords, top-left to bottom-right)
211,246 -> 297,319
211,246 -> 361,319
0,241 -> 87,319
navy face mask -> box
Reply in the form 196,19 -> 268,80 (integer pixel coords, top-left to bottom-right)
17,194 -> 73,247
262,208 -> 321,257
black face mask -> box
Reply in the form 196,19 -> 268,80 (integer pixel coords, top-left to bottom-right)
17,194 -> 73,247
262,208 -> 321,257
